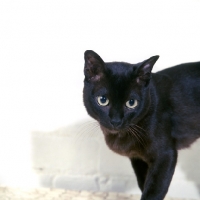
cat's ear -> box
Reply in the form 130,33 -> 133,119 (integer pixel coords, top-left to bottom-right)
136,55 -> 159,86
84,50 -> 105,82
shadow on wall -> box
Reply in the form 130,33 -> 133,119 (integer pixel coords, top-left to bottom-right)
178,139 -> 200,195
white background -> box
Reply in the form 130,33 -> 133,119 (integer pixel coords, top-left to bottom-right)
0,0 -> 200,192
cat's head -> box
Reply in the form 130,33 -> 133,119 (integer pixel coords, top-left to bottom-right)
83,50 -> 159,135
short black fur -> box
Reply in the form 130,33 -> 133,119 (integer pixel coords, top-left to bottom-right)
83,50 -> 200,200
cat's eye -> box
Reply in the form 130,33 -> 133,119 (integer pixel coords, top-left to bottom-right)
126,99 -> 138,109
97,96 -> 109,106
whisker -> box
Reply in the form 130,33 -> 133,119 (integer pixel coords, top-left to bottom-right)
74,120 -> 100,146
130,126 -> 145,139
127,129 -> 141,147
129,127 -> 147,148
132,124 -> 146,134
127,127 -> 144,149
129,124 -> 148,143
127,131 -> 133,139
76,120 -> 98,134
87,124 -> 100,138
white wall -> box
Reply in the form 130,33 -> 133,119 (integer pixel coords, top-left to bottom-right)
0,0 -> 200,198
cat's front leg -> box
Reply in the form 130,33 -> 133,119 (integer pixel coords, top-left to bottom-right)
141,149 -> 177,200
130,158 -> 148,191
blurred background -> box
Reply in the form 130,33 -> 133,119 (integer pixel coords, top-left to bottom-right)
0,0 -> 200,199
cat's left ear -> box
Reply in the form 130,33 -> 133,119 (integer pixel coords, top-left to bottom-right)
84,50 -> 105,82
136,55 -> 159,86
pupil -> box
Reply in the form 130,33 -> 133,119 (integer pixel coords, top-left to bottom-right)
100,96 -> 107,103
129,99 -> 134,106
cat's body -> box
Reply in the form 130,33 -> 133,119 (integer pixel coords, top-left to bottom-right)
155,63 -> 200,149
83,50 -> 200,200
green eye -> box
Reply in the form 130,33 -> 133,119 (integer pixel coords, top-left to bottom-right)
126,99 -> 138,109
97,96 -> 109,106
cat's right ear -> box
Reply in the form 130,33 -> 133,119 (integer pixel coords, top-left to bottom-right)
84,50 -> 105,82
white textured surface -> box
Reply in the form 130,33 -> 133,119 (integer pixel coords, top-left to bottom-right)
0,187 -> 192,200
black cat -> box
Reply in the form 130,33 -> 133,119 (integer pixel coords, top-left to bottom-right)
83,50 -> 200,200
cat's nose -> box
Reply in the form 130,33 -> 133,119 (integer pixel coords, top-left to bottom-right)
110,119 -> 122,128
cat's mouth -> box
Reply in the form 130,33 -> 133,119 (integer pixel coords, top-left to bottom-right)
100,125 -> 124,136
100,125 -> 118,134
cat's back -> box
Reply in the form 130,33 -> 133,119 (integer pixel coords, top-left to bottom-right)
155,61 -> 200,103
154,61 -> 200,149
156,61 -> 200,80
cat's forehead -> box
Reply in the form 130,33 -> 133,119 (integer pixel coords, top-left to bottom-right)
93,62 -> 139,96
91,62 -> 140,96
105,62 -> 135,75
104,62 -> 137,85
